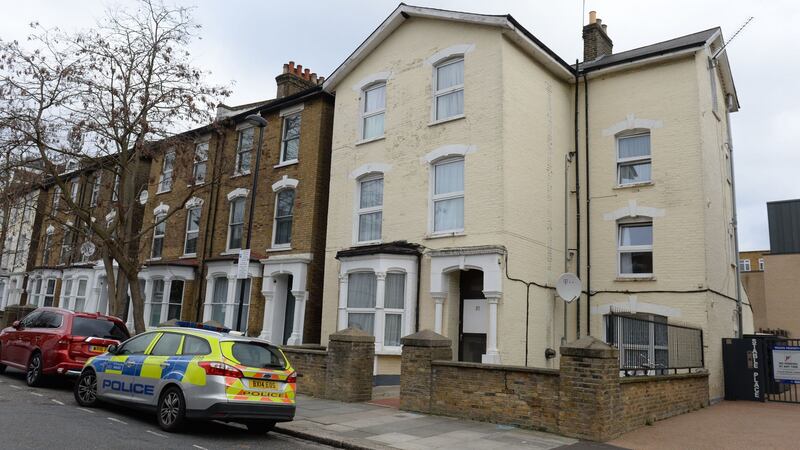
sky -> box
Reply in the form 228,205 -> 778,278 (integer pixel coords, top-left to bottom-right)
2,0 -> 797,250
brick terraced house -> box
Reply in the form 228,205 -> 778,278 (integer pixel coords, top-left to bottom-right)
135,63 -> 334,346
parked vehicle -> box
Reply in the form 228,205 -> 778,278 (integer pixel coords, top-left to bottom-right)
0,307 -> 130,386
73,321 -> 297,433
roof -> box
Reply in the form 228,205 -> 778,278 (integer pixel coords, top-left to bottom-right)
579,28 -> 720,71
337,241 -> 423,259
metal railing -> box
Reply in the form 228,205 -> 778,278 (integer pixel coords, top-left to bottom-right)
605,312 -> 704,376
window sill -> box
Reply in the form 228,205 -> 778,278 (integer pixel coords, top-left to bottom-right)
615,276 -> 656,282
155,189 -> 172,195
614,181 -> 653,190
274,160 -> 298,169
355,135 -> 385,146
146,257 -> 162,262
376,347 -> 402,356
220,250 -> 241,256
428,114 -> 465,127
267,246 -> 292,253
186,182 -> 205,188
425,231 -> 465,240
230,172 -> 251,179
179,254 -> 197,259
353,240 -> 382,247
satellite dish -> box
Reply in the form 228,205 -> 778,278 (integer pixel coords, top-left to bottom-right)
556,273 -> 581,303
139,190 -> 149,205
80,242 -> 96,257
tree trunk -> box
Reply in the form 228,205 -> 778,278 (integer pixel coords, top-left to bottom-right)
126,267 -> 146,334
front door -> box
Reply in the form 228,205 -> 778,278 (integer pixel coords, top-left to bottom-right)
282,276 -> 295,345
458,270 -> 486,363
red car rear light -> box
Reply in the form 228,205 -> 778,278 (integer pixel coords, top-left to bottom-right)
56,338 -> 70,349
198,361 -> 243,378
286,371 -> 297,384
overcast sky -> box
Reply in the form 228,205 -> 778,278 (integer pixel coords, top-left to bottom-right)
3,1 -> 797,250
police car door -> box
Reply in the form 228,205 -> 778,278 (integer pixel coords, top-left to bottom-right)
98,332 -> 158,402
132,332 -> 183,406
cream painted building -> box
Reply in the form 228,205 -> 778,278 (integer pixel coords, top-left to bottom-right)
319,5 -> 750,397
0,188 -> 41,310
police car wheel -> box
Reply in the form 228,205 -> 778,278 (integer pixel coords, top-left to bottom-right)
26,352 -> 43,387
244,420 -> 276,434
74,370 -> 98,407
157,387 -> 186,432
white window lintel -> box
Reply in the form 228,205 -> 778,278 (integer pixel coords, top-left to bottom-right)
425,44 -> 475,66
350,163 -> 392,180
226,187 -> 250,201
272,175 -> 299,192
422,144 -> 477,164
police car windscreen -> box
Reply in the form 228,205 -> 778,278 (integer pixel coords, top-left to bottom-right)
73,317 -> 130,341
231,342 -> 286,369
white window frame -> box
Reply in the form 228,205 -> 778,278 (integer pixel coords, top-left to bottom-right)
157,149 -> 175,193
151,213 -> 166,259
73,278 -> 88,312
432,56 -> 465,122
355,174 -> 383,244
60,277 -> 73,309
147,278 -> 166,327
616,131 -> 652,187
42,230 -> 54,265
360,83 -> 386,141
344,270 -> 379,339
208,276 -> 229,326
112,173 -> 120,202
60,228 -> 74,265
193,142 -> 209,185
430,157 -> 465,235
227,197 -> 246,251
183,207 -> 201,256
69,179 -> 80,203
89,173 -> 101,207
272,189 -> 294,249
52,186 -> 61,211
739,259 -> 751,272
279,113 -> 301,164
617,221 -> 654,277
235,127 -> 254,175
758,258 -> 765,271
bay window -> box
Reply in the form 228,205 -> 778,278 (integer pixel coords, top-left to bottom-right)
357,176 -> 383,243
361,83 -> 385,140
617,132 -> 651,186
346,272 -> 377,334
149,280 -> 165,326
74,279 -> 87,312
383,272 -> 405,347
210,277 -> 228,325
433,57 -> 464,121
618,221 -> 654,276
432,158 -> 464,233
168,280 -> 184,321
344,270 -> 408,350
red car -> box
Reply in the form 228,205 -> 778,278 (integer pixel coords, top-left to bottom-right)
0,307 -> 130,386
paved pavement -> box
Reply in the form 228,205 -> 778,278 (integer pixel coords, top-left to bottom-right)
0,368 -> 330,449
279,394 -> 584,449
610,400 -> 800,450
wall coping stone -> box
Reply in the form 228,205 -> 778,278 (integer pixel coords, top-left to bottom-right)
432,360 -> 560,376
401,329 -> 451,347
282,347 -> 328,356
620,372 -> 709,384
560,336 -> 619,359
329,327 -> 375,343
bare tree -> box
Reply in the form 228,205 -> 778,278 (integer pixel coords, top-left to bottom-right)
0,0 -> 230,332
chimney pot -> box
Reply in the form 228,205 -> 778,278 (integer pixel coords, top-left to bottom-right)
589,10 -> 597,24
288,61 -> 295,71
283,63 -> 289,74
296,64 -> 303,75
304,68 -> 310,79
601,24 -> 607,32
595,18 -> 602,26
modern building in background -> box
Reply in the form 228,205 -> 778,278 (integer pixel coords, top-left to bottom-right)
740,199 -> 800,338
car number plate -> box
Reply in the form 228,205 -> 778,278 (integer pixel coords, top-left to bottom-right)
250,380 -> 280,389
89,345 -> 107,353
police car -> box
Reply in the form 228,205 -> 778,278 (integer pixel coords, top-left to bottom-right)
73,322 -> 296,433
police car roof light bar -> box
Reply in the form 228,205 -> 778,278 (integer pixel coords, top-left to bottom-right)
174,321 -> 231,334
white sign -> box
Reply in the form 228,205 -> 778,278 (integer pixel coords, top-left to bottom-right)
773,346 -> 800,384
236,249 -> 251,279
462,299 -> 488,334
556,273 -> 581,303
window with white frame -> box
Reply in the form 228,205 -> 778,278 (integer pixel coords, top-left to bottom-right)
42,231 -> 53,264
433,57 -> 464,121
432,158 -> 464,233
149,280 -> 165,326
344,271 -> 407,348
357,176 -> 383,243
158,149 -> 175,193
61,278 -> 73,309
208,277 -> 249,332
361,83 -> 385,140
228,198 -> 245,250
739,259 -> 751,272
280,113 -> 301,163
73,279 -> 88,312
346,272 -> 377,334
29,279 -> 42,306
70,180 -> 80,203
232,278 -> 250,333
235,127 -> 254,174
615,313 -> 669,371
151,214 -> 166,259
383,272 -> 405,347
60,228 -> 75,264
146,279 -> 184,326
43,278 -> 55,307
193,142 -> 208,184
210,277 -> 228,325
184,207 -> 201,255
758,258 -> 765,271
52,186 -> 61,211
112,173 -> 120,201
617,132 -> 651,186
273,189 -> 294,247
618,221 -> 653,276
89,173 -> 101,207
168,280 -> 184,322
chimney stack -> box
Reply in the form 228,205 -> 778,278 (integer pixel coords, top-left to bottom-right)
582,10 -> 613,62
275,61 -> 325,99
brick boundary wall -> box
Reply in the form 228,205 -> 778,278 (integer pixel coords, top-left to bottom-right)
400,330 -> 709,442
282,345 -> 328,398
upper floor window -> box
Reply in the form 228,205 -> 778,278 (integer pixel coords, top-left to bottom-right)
52,186 -> 61,211
228,197 -> 246,250
42,230 -> 54,264
235,127 -> 254,174
432,158 -> 464,233
739,259 -> 751,272
112,173 -> 120,202
280,113 -> 301,163
60,228 -> 75,264
89,173 -> 101,207
758,258 -> 765,271
151,214 -> 166,259
362,83 -> 386,140
70,180 -> 80,203
158,149 -> 175,193
618,221 -> 653,276
434,57 -> 464,121
357,176 -> 383,243
617,132 -> 651,186
184,206 -> 201,256
273,189 -> 295,247
193,142 -> 208,184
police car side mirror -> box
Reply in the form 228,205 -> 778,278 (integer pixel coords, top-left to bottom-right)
11,321 -> 21,330
106,344 -> 118,355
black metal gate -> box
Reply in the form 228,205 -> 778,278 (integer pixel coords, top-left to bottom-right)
722,336 -> 800,403
764,337 -> 800,403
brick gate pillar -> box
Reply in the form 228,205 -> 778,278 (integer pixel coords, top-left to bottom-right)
325,327 -> 375,402
400,329 -> 452,413
558,336 -> 622,441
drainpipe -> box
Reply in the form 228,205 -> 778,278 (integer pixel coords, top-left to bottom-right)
725,93 -> 743,337
584,73 -> 592,336
563,152 -> 574,345
574,60 -> 581,339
